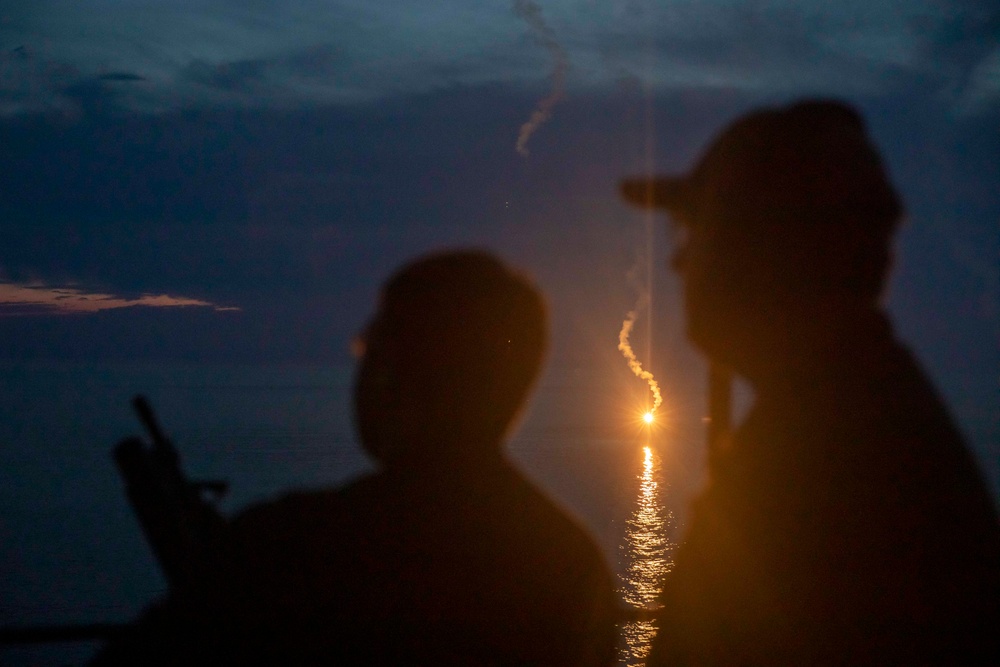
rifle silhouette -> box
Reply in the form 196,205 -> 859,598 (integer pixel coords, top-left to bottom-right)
113,395 -> 230,592
1,396 -> 231,646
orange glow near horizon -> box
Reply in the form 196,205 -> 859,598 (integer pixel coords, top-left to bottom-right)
0,282 -> 239,315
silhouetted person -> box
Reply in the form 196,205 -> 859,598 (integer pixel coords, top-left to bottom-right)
620,100 -> 1000,665
93,250 -> 618,666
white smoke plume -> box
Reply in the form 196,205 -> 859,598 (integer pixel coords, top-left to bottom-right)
618,307 -> 662,414
513,0 -> 569,157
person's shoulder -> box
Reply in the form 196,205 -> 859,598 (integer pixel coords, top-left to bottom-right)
846,315 -> 953,413
489,462 -> 619,603
500,463 -> 612,563
846,323 -> 972,454
231,473 -> 379,541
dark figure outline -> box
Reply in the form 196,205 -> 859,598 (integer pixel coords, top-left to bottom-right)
620,100 -> 1000,665
93,250 -> 619,666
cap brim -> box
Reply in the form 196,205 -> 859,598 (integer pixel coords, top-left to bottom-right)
619,176 -> 691,211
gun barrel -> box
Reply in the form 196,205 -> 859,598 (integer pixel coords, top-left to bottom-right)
132,395 -> 173,458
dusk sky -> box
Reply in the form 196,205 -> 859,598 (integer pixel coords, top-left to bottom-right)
0,2 -> 997,493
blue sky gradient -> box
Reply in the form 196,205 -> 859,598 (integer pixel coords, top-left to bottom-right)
0,1 -> 996,494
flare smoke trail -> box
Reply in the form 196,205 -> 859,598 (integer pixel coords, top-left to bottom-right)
619,308 -> 662,413
513,0 -> 568,157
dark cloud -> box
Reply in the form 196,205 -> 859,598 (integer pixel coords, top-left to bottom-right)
280,45 -> 345,78
60,78 -> 130,115
0,46 -> 153,117
0,45 -> 79,113
590,3 -> 1000,115
181,58 -> 271,92
4,2 -> 995,120
98,72 -> 146,82
169,45 -> 350,111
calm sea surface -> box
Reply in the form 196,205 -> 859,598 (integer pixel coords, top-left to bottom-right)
0,361 -> 684,666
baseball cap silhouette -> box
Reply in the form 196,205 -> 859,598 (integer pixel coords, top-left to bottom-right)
619,99 -> 903,231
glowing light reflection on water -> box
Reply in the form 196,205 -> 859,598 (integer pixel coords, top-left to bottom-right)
619,445 -> 673,666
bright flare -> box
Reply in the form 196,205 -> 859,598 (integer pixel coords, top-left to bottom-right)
643,411 -> 654,424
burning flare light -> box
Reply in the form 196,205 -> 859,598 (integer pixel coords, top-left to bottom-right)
619,310 -> 663,414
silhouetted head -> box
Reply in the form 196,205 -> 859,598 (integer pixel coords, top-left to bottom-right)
353,250 -> 547,468
620,100 -> 904,381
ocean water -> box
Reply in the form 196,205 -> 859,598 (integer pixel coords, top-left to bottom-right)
0,361 -> 687,666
